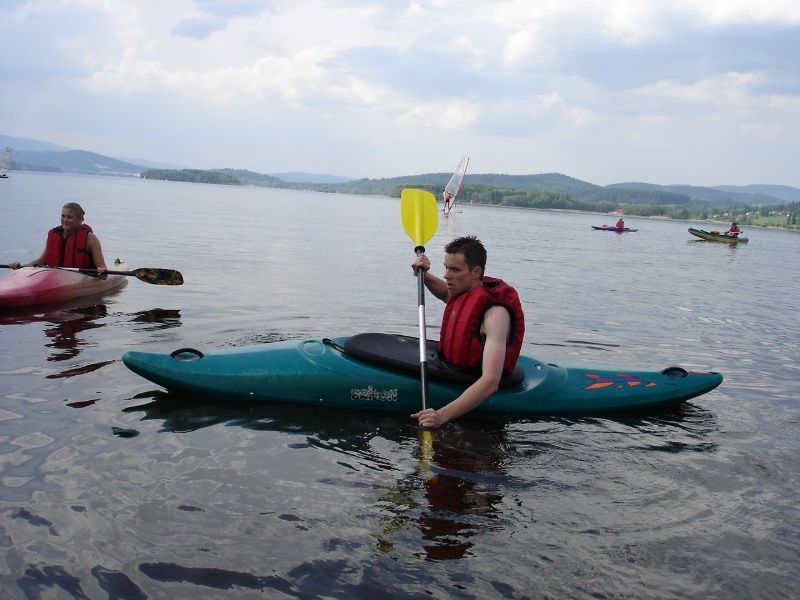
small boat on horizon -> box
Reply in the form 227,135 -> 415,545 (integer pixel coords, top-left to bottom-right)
591,225 -> 638,232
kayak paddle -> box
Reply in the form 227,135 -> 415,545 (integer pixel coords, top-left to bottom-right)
0,265 -> 184,285
400,188 -> 439,411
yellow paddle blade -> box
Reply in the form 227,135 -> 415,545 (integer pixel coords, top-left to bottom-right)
401,188 -> 439,247
418,429 -> 434,472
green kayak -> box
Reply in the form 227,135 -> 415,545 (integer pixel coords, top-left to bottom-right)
122,333 -> 722,414
688,228 -> 748,243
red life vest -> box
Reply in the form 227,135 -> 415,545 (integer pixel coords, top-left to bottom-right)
45,224 -> 95,268
439,276 -> 525,375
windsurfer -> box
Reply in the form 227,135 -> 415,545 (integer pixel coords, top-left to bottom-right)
443,190 -> 454,212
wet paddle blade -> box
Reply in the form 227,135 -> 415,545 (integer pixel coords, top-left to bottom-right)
401,188 -> 438,247
128,268 -> 184,285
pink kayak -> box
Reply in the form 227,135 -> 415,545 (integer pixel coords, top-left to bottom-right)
0,263 -> 128,308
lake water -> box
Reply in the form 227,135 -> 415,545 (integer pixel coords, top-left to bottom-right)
1,171 -> 798,598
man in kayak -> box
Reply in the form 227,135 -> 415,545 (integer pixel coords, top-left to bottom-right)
725,222 -> 741,237
410,236 -> 525,428
615,217 -> 625,229
9,202 -> 109,277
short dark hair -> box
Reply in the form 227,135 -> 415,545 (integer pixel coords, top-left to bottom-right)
445,235 -> 486,276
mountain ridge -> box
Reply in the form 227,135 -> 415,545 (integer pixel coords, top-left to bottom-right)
3,133 -> 799,205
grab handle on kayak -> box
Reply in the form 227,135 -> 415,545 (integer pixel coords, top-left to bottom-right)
323,338 -> 346,352
170,348 -> 204,361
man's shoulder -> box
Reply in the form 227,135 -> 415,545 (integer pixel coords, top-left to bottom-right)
483,304 -> 512,326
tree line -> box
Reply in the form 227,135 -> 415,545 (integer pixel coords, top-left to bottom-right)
139,168 -> 799,229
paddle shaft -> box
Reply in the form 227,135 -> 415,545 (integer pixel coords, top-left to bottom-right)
400,188 -> 439,415
415,246 -> 430,410
0,265 -> 183,285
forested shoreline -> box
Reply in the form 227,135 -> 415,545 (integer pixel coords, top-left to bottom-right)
140,168 -> 800,230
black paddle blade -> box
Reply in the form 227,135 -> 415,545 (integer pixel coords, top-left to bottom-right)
130,268 -> 184,285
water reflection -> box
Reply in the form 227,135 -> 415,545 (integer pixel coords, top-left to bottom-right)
129,308 -> 182,330
123,394 -> 512,560
687,239 -> 740,251
122,393 -> 718,566
414,424 -> 510,560
0,302 -> 110,362
0,303 -> 182,371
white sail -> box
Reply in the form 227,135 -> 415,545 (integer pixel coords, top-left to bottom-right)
0,147 -> 11,177
444,155 -> 469,198
443,155 -> 469,213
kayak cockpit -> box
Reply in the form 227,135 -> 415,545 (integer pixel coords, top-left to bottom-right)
332,333 -> 526,388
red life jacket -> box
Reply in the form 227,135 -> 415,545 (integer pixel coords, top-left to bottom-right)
439,276 -> 525,375
45,224 -> 94,268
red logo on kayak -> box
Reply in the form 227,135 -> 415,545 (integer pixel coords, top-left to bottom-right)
583,373 -> 658,390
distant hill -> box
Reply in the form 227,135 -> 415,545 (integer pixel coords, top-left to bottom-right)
116,156 -> 188,170
712,184 -> 800,204
13,149 -> 146,176
272,172 -> 356,184
211,168 -> 286,186
608,181 -> 789,206
4,132 -> 799,208
322,173 -> 695,206
0,133 -> 69,152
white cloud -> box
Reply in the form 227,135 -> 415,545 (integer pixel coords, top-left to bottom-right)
536,92 -> 596,127
1,0 -> 799,184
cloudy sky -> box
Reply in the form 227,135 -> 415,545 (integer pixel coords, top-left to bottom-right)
2,0 -> 799,186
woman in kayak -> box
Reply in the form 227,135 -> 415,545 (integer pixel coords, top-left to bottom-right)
9,202 -> 109,276
410,236 -> 525,428
615,217 -> 625,229
725,222 -> 741,237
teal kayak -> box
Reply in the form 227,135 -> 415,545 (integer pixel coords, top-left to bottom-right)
122,333 -> 722,414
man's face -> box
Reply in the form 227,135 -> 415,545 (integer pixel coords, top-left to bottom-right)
443,252 -> 482,296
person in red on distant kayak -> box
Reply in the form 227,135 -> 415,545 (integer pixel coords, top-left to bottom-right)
9,202 -> 109,277
410,236 -> 525,428
615,218 -> 625,229
725,222 -> 741,237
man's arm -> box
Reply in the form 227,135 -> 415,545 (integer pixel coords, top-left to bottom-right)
412,306 -> 510,428
422,271 -> 448,302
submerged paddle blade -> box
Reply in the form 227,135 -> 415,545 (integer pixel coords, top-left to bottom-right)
401,189 -> 438,247
130,268 -> 184,285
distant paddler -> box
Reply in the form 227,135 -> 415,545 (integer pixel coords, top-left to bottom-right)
724,222 -> 741,238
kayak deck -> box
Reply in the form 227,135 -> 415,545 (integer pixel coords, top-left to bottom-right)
122,333 -> 723,414
0,263 -> 128,308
